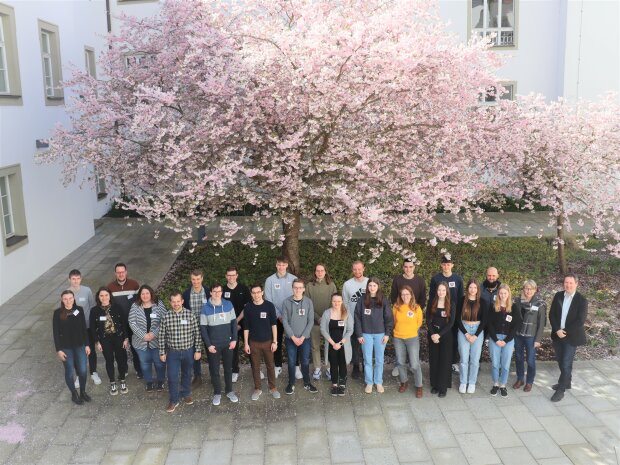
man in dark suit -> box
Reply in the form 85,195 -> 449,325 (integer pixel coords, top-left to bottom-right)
549,273 -> 588,402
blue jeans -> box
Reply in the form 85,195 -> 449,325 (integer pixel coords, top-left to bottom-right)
458,323 -> 483,385
166,348 -> 193,404
552,338 -> 577,390
393,336 -> 422,387
61,346 -> 87,392
488,334 -> 514,386
136,347 -> 166,384
515,335 -> 537,384
362,333 -> 386,385
285,337 -> 311,384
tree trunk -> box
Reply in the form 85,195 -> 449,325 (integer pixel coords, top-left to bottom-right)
282,211 -> 301,276
556,213 -> 568,275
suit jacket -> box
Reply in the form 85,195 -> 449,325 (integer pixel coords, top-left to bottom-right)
549,291 -> 588,346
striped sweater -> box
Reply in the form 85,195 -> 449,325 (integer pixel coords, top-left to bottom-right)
200,298 -> 238,347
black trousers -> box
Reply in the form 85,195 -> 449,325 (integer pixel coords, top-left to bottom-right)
87,327 -> 98,374
101,335 -> 128,382
232,335 -> 241,373
207,344 -> 234,395
429,330 -> 453,391
328,346 -> 347,386
350,336 -> 363,366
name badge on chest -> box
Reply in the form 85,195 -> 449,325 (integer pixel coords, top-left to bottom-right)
99,316 -> 107,321
274,283 -> 281,290
506,314 -> 513,322
531,305 -> 539,312
448,282 -> 456,288
224,292 -> 231,299
73,310 -> 79,316
364,308 -> 371,315
219,313 -> 226,320
260,312 -> 267,319
79,297 -> 86,302
202,298 -> 208,304
407,311 -> 414,318
298,308 -> 305,316
337,320 -> 345,327
441,310 -> 447,318
181,319 -> 188,325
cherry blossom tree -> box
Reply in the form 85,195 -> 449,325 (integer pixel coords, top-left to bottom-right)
44,0 -> 517,274
509,94 -> 620,273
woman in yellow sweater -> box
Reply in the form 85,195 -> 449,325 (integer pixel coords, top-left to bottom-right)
392,285 -> 424,397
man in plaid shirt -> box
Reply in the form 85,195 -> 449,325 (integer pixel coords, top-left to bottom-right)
160,292 -> 202,413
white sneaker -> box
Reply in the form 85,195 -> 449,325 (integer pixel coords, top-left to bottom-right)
467,384 -> 476,394
74,377 -> 80,389
295,366 -> 303,379
275,367 -> 282,378
392,366 -> 399,377
452,364 -> 460,374
312,368 -> 321,380
91,372 -> 102,385
459,383 -> 467,394
226,391 -> 239,403
260,370 -> 265,380
325,369 -> 331,380
232,373 -> 239,383
212,394 -> 221,406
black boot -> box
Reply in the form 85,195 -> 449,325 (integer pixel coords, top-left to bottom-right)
351,365 -> 360,380
71,390 -> 84,405
80,389 -> 91,402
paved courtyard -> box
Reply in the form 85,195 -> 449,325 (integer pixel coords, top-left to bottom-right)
0,218 -> 618,465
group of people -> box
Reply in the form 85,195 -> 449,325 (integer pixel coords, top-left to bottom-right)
52,253 -> 588,411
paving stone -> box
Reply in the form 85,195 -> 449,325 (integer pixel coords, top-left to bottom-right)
558,403 -> 604,428
496,446 -> 537,465
101,450 -> 135,465
520,394 -> 561,417
429,447 -> 470,465
234,427 -> 264,455
392,432 -> 432,463
539,416 -> 587,445
419,421 -> 457,449
297,428 -> 329,458
165,448 -> 199,465
596,411 -> 620,439
329,431 -> 364,463
356,415 -> 391,448
500,404 -> 543,432
363,446 -> 400,465
197,440 -> 233,465
518,431 -> 564,459
561,443 -> 610,465
133,444 -> 168,465
37,444 -> 75,465
0,349 -> 25,364
325,406 -> 357,432
580,426 -> 620,455
266,419 -> 295,444
109,428 -> 146,451
384,406 -> 418,433
409,397 -> 444,422
52,418 -> 93,446
455,432 -> 500,465
444,409 -> 482,434
578,395 -> 616,414
171,425 -> 205,449
231,453 -> 263,465
264,444 -> 297,465
71,434 -> 114,463
464,397 -> 503,419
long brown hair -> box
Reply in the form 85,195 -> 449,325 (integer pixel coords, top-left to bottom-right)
135,284 -> 157,306
309,263 -> 333,285
494,284 -> 512,313
462,279 -> 481,320
331,293 -> 348,320
430,282 -> 451,319
395,285 -> 418,311
363,277 -> 385,307
59,290 -> 75,320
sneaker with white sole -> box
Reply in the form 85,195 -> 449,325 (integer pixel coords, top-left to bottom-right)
91,372 -> 102,385
467,384 -> 476,394
120,380 -> 128,394
232,373 -> 239,383
392,366 -> 399,377
275,367 -> 282,378
226,391 -> 239,403
74,377 -> 80,389
295,366 -> 303,379
251,389 -> 262,401
312,368 -> 321,380
452,364 -> 460,374
212,394 -> 221,406
459,383 -> 466,394
110,382 -> 118,396
271,389 -> 281,399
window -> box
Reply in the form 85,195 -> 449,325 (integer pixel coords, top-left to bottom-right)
38,20 -> 63,104
0,165 -> 28,253
84,46 -> 96,78
0,3 -> 22,105
481,82 -> 516,103
471,0 -> 516,48
124,53 -> 153,68
94,167 -> 107,200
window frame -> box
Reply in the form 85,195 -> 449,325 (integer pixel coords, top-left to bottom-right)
0,175 -> 15,238
0,3 -> 23,106
0,164 -> 28,254
38,19 -> 64,105
469,0 -> 518,50
84,46 -> 96,78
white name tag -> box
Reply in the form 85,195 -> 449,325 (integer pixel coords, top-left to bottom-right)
506,315 -> 513,322
202,298 -> 208,304
493,295 -> 497,301
274,283 -> 281,290
441,311 -> 447,318
364,308 -> 371,315
224,292 -> 231,298
531,305 -> 539,311
181,320 -> 188,325
79,297 -> 86,302
127,295 -> 132,300
337,320 -> 345,327
150,313 -> 158,319
298,308 -> 305,316
73,310 -> 79,316
219,313 -> 225,320
99,316 -> 107,321
260,312 -> 267,319
407,311 -> 414,318
449,282 -> 455,288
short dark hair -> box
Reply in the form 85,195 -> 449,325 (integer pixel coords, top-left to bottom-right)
169,291 -> 183,299
564,273 -> 579,283
211,283 -> 223,292
276,256 -> 289,264
115,263 -> 127,271
69,269 -> 81,278
226,266 -> 238,273
135,284 -> 157,305
95,286 -> 112,306
250,283 -> 263,292
292,278 -> 305,286
191,269 -> 203,278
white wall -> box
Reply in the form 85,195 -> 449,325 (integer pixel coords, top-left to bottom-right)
0,0 -> 109,303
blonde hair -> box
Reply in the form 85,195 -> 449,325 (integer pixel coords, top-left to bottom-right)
494,284 -> 512,313
521,279 -> 537,300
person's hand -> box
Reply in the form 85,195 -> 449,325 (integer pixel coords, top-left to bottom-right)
497,340 -> 506,347
381,335 -> 389,345
96,342 -> 102,353
229,340 -> 237,350
358,337 -> 365,345
85,346 -> 91,356
431,334 -> 440,344
122,339 -> 129,349
208,345 -> 217,354
57,350 -> 67,362
331,341 -> 340,350
557,329 -> 566,339
469,335 -> 478,344
534,341 -> 541,349
244,344 -> 251,355
271,341 -> 277,353
160,354 -> 166,363
193,351 -> 201,361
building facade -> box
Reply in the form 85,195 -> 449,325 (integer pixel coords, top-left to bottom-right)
0,0 -> 617,304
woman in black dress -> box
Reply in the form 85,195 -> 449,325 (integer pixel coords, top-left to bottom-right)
427,282 -> 456,398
